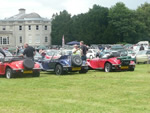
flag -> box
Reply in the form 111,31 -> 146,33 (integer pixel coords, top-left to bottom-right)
62,35 -> 65,47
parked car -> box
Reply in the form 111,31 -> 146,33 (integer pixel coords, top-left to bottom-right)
39,51 -> 88,75
44,49 -> 61,59
86,49 -> 98,59
0,50 -> 41,79
87,52 -> 135,72
111,44 -> 124,50
127,50 -> 136,58
136,50 -> 150,64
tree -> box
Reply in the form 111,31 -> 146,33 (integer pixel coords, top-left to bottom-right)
108,2 -> 140,43
51,10 -> 72,45
136,2 -> 150,41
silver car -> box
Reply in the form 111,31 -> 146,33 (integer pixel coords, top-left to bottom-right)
136,50 -> 150,64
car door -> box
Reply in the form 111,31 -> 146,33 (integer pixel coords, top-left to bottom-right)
0,60 -> 5,74
98,58 -> 106,69
146,51 -> 150,62
136,51 -> 146,62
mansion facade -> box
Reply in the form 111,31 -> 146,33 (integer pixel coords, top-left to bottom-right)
0,8 -> 51,48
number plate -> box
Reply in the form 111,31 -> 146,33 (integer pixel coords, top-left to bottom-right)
121,66 -> 129,69
72,67 -> 81,71
23,70 -> 33,74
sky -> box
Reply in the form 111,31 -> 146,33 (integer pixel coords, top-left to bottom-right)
0,0 -> 150,19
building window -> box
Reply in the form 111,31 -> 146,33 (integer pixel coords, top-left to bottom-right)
36,25 -> 39,30
45,25 -> 47,30
36,35 -> 40,43
19,36 -> 22,43
0,37 -> 9,45
19,26 -> 22,30
29,35 -> 32,44
28,25 -> 31,30
45,37 -> 48,42
7,37 -> 9,44
3,38 -> 7,44
0,37 -> 2,44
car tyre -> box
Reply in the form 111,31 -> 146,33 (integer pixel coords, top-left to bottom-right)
71,55 -> 82,67
79,69 -> 88,73
104,63 -> 112,72
129,68 -> 134,71
6,68 -> 14,79
23,58 -> 34,69
33,71 -> 40,77
55,64 -> 64,75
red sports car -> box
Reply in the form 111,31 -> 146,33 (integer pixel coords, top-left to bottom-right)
87,54 -> 135,72
0,50 -> 41,79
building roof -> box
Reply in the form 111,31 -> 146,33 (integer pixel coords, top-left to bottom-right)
18,13 -> 41,19
4,8 -> 49,21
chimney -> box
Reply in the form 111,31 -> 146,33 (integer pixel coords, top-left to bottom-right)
19,8 -> 26,14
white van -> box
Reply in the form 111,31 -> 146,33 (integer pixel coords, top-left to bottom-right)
137,41 -> 149,46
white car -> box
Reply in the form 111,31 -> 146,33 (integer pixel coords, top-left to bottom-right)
86,49 -> 98,59
127,50 -> 136,59
136,50 -> 150,64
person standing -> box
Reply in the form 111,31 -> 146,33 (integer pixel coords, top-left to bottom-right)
80,41 -> 88,60
20,43 -> 35,60
72,44 -> 82,56
139,44 -> 144,51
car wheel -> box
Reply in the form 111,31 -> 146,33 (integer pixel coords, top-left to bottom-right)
23,58 -> 34,69
6,68 -> 14,79
71,55 -> 82,67
129,68 -> 134,71
33,71 -> 40,77
104,63 -> 112,72
55,64 -> 63,75
79,69 -> 88,73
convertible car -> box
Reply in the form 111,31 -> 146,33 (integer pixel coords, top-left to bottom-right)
0,50 -> 41,79
87,52 -> 135,72
39,50 -> 88,75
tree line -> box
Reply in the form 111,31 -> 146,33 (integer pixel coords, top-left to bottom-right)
51,2 -> 150,45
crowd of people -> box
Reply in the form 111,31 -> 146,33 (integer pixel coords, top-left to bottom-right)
0,40 -> 146,62
0,40 -> 89,61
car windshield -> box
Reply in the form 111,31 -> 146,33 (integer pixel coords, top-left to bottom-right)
60,50 -> 72,55
46,50 -> 60,56
111,45 -> 124,50
0,50 -> 12,58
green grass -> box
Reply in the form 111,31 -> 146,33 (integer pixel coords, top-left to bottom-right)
0,64 -> 150,113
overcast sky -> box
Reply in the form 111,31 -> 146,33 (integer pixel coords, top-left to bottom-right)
0,0 -> 150,19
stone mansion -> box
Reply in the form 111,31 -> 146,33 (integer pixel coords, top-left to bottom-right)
0,8 -> 51,48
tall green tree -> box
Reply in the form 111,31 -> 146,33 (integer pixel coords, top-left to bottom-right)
71,5 -> 109,45
51,10 -> 72,45
108,2 -> 140,43
136,2 -> 150,41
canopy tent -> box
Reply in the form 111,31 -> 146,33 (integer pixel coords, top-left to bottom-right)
66,41 -> 80,45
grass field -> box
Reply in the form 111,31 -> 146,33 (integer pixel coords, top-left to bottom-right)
0,64 -> 150,113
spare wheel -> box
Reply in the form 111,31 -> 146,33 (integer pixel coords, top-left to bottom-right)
71,55 -> 82,67
23,58 -> 34,69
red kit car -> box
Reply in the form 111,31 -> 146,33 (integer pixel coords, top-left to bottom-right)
0,51 -> 41,79
87,55 -> 135,72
